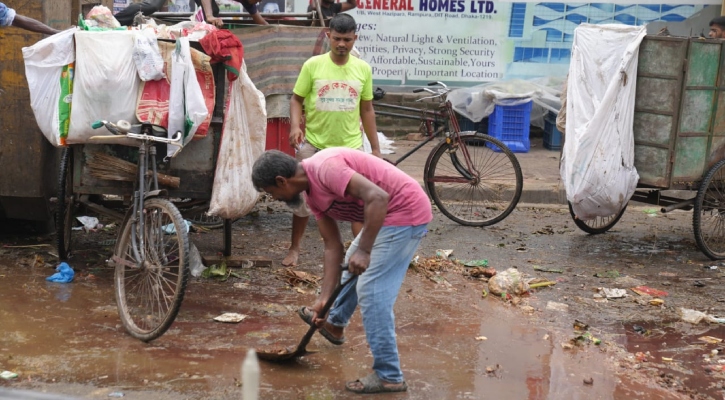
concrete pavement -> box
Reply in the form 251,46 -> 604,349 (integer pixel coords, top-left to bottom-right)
390,135 -> 567,205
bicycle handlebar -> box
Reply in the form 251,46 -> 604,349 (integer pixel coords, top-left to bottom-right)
89,120 -> 185,159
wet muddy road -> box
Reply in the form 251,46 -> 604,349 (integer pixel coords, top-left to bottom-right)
1,203 -> 724,399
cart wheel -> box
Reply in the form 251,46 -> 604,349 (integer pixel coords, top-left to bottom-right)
568,201 -> 626,234
180,203 -> 224,229
56,147 -> 75,260
114,198 -> 190,341
693,159 -> 725,260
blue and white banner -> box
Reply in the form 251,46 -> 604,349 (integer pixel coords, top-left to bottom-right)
294,0 -> 717,85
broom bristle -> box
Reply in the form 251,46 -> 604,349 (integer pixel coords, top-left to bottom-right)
87,152 -> 180,187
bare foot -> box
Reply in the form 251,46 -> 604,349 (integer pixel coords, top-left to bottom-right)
282,249 -> 299,266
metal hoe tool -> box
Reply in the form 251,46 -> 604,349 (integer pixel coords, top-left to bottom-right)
257,273 -> 354,362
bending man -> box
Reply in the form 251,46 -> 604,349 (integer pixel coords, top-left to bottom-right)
252,148 -> 431,394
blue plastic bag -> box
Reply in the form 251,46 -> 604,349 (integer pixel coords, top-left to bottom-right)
46,262 -> 74,283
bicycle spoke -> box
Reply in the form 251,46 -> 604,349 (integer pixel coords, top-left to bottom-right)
426,135 -> 522,226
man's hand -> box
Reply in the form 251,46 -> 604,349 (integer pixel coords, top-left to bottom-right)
206,16 -> 224,27
310,299 -> 328,326
289,126 -> 305,150
348,248 -> 371,275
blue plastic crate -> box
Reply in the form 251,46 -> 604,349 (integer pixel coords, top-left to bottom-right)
487,101 -> 533,153
457,115 -> 487,133
543,112 -> 563,151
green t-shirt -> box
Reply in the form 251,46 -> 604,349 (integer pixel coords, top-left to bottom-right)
292,53 -> 374,150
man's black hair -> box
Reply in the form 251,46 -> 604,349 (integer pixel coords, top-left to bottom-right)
251,150 -> 298,191
710,16 -> 725,28
329,13 -> 356,34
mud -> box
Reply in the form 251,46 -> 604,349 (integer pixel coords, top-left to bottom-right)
0,202 -> 723,399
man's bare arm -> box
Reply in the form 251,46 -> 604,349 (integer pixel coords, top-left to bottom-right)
340,0 -> 357,11
12,15 -> 59,35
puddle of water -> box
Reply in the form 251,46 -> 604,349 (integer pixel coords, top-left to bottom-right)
619,321 -> 725,398
0,261 -> 680,399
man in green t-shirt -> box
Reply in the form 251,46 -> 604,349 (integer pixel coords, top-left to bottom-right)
284,13 -> 381,267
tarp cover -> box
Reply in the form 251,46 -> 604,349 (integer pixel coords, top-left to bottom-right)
560,23 -> 646,220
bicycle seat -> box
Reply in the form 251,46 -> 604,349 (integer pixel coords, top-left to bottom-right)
139,122 -> 168,138
373,87 -> 386,101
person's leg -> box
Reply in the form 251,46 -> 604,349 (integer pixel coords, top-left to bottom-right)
283,143 -> 317,266
356,224 -> 427,383
283,214 -> 307,266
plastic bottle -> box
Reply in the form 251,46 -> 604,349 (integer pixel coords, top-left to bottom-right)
242,349 -> 260,400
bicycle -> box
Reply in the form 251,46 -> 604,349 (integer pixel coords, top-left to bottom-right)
375,82 -> 523,226
90,120 -> 190,341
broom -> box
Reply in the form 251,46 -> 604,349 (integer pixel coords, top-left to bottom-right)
87,152 -> 180,188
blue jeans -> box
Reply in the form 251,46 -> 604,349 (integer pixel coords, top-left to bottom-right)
327,224 -> 428,383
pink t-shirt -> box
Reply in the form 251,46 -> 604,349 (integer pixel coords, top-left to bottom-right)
301,148 -> 432,226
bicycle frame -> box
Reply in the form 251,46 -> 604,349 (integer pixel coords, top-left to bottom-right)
375,100 -> 478,184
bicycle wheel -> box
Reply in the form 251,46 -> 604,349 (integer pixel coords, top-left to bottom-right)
568,201 -> 626,234
114,198 -> 190,341
56,147 -> 74,260
693,159 -> 725,260
425,133 -> 523,226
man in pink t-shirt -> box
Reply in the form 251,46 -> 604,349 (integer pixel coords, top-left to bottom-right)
252,148 -> 431,394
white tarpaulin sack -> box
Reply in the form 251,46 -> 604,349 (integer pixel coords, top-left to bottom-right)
22,29 -> 76,147
68,30 -> 139,144
560,24 -> 646,220
208,63 -> 267,219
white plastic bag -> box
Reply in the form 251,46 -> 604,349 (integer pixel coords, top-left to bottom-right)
208,62 -> 267,220
68,30 -> 140,144
167,38 -> 208,157
22,29 -> 76,147
560,24 -> 646,219
133,28 -> 165,81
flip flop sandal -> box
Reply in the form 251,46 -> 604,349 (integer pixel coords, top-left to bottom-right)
297,306 -> 346,345
345,372 -> 408,394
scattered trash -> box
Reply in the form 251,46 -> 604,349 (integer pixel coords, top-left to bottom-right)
460,259 -> 488,267
0,371 -> 18,380
583,377 -> 594,385
46,262 -> 74,283
612,276 -> 644,288
188,242 -> 206,277
693,280 -> 706,287
561,342 -> 574,350
468,267 -> 497,278
529,280 -> 556,289
75,216 -> 102,231
108,392 -> 124,398
573,320 -> 589,331
546,301 -> 569,312
488,268 -> 529,296
533,265 -> 563,273
573,332 -> 601,345
705,265 -> 719,270
485,365 -> 499,374
679,308 -> 725,324
481,288 -> 488,298
594,270 -> 620,278
635,351 -> 648,362
699,336 -> 723,344
435,249 -> 454,259
213,313 -> 248,323
543,334 -> 550,340
631,286 -> 668,297
202,261 -> 243,281
475,336 -> 487,341
632,325 -> 648,335
276,268 -> 321,287
658,272 -> 677,277
649,298 -> 665,306
162,220 -> 192,235
599,288 -> 627,299
643,208 -> 658,216
662,357 -> 673,362
100,239 -> 117,246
